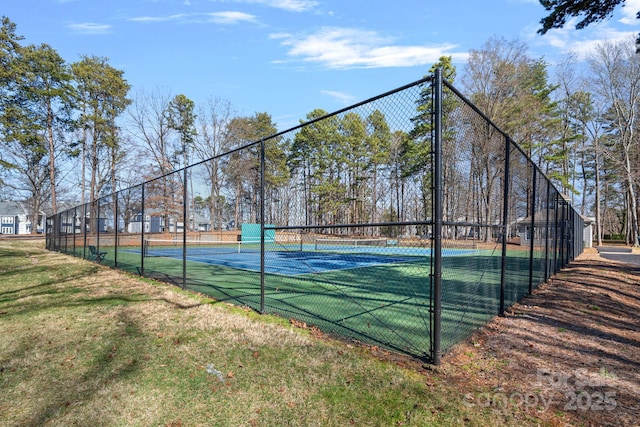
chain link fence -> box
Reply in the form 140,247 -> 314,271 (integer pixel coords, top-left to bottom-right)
47,71 -> 584,362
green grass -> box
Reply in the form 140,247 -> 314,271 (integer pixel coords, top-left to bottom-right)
0,239 -> 553,426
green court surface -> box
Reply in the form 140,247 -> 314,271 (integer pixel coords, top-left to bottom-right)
85,243 -> 548,359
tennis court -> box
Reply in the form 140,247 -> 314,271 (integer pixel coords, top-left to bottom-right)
137,237 -> 480,276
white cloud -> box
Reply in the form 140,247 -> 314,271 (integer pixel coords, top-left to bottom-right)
207,11 -> 257,24
538,17 -> 637,59
570,31 -> 637,59
268,32 -> 291,40
619,0 -> 640,25
228,0 -> 318,12
130,11 -> 256,25
320,90 -> 356,105
129,14 -> 187,23
67,22 -> 111,34
273,27 -> 467,69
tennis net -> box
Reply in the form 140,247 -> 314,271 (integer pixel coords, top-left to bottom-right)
143,239 -> 242,257
313,237 -> 388,251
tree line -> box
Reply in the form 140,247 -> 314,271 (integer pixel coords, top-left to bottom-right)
1,16 -> 638,245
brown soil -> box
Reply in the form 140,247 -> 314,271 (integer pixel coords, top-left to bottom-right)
443,247 -> 640,426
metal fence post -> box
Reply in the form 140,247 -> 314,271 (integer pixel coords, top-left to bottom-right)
260,139 -> 266,314
499,137 -> 511,316
183,166 -> 188,290
528,167 -> 537,294
114,193 -> 118,267
73,208 -> 77,256
97,200 -> 101,254
573,212 -> 577,259
82,204 -> 87,259
140,183 -> 145,277
561,198 -> 567,267
544,181 -> 550,281
432,68 -> 443,365
553,193 -> 559,274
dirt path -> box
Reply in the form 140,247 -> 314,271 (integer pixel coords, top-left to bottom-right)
443,248 -> 640,426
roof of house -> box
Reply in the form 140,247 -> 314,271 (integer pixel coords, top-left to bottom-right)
520,209 -> 594,226
192,212 -> 210,224
0,201 -> 28,216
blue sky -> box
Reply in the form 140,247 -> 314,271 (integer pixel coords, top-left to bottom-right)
5,0 -> 640,130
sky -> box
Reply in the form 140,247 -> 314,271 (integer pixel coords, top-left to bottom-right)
4,0 -> 640,131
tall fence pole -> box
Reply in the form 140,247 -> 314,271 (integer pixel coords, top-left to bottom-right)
260,139 -> 266,314
114,194 -> 119,267
499,137 -> 511,316
182,166 -> 188,290
73,209 -> 77,256
551,191 -> 562,274
140,183 -> 145,277
97,200 -> 101,255
82,205 -> 87,259
528,167 -> 537,294
432,68 -> 443,365
558,196 -> 569,270
544,181 -> 550,281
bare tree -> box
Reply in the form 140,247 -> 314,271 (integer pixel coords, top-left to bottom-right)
462,37 -> 531,240
193,97 -> 237,231
127,88 -> 181,233
588,36 -> 640,246
128,88 -> 175,176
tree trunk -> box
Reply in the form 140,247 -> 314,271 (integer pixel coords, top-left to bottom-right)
624,147 -> 639,246
47,100 -> 57,219
594,135 -> 603,246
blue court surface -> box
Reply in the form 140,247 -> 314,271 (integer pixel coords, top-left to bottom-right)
138,243 -> 478,276
192,250 -> 424,275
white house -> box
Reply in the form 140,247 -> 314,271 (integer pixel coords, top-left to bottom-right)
583,216 -> 595,248
127,209 -> 212,234
517,211 -> 594,249
0,201 -> 45,235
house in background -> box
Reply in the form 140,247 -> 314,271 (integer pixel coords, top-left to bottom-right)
0,201 -> 45,235
127,209 -> 212,234
582,216 -> 595,248
516,211 -> 594,249
192,212 -> 211,232
127,211 -> 163,234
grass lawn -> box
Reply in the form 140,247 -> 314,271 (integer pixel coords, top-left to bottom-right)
0,239 -> 586,426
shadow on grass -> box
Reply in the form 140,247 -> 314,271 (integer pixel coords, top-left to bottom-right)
8,309 -> 147,427
0,258 -> 206,426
